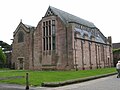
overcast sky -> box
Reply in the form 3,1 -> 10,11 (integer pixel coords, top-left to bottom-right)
0,0 -> 120,45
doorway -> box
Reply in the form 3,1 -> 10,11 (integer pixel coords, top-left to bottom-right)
18,57 -> 24,70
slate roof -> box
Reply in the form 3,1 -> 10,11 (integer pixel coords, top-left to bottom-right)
74,28 -> 105,43
45,6 -> 107,44
14,22 -> 35,35
24,24 -> 35,29
47,6 -> 96,28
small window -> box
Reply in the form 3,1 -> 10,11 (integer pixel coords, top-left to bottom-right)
43,22 -> 45,26
18,31 -> 24,43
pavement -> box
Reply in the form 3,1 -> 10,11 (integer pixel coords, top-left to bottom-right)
0,72 -> 117,90
44,75 -> 120,90
0,83 -> 46,90
0,83 -> 26,90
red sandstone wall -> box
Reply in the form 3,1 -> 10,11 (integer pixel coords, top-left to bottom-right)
12,25 -> 32,69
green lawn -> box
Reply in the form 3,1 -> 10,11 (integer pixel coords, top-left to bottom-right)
0,68 -> 116,86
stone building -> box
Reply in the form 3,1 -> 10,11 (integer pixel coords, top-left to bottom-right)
12,22 -> 35,69
12,6 -> 113,70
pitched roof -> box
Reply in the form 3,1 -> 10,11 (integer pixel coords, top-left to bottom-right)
14,22 -> 35,35
24,24 -> 35,29
45,6 -> 96,28
74,28 -> 106,43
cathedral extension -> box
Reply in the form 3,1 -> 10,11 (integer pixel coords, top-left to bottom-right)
11,6 -> 113,70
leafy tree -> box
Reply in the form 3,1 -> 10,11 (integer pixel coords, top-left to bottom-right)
0,48 -> 6,64
113,48 -> 120,53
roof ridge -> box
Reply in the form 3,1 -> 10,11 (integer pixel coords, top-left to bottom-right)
49,6 -> 96,28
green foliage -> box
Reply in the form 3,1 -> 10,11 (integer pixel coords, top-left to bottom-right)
113,48 -> 120,53
0,68 -> 116,86
0,48 -> 6,64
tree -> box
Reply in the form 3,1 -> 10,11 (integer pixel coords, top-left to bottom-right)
0,48 -> 6,64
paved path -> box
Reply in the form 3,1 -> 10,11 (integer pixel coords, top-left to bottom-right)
0,84 -> 46,90
0,75 -> 119,90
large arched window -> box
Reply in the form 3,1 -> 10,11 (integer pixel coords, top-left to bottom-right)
43,20 -> 56,51
18,31 -> 24,43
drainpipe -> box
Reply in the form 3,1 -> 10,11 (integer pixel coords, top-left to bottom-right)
95,44 -> 98,69
109,46 -> 112,67
65,26 -> 69,67
31,29 -> 34,69
103,45 -> 105,68
98,45 -> 101,68
89,42 -> 92,69
74,39 -> 78,71
81,40 -> 84,70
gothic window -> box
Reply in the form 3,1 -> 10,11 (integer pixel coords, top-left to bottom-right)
43,20 -> 56,51
18,31 -> 24,43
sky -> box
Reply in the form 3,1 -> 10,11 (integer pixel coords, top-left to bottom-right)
0,0 -> 120,45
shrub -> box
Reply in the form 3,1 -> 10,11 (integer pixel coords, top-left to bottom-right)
0,48 -> 6,64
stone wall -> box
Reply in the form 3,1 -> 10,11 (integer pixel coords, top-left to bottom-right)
12,23 -> 34,70
12,17 -> 113,70
33,15 -> 74,70
72,24 -> 113,70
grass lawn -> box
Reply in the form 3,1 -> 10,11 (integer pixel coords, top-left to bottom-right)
0,68 -> 116,86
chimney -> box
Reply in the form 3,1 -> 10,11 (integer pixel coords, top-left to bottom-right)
108,36 -> 112,44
